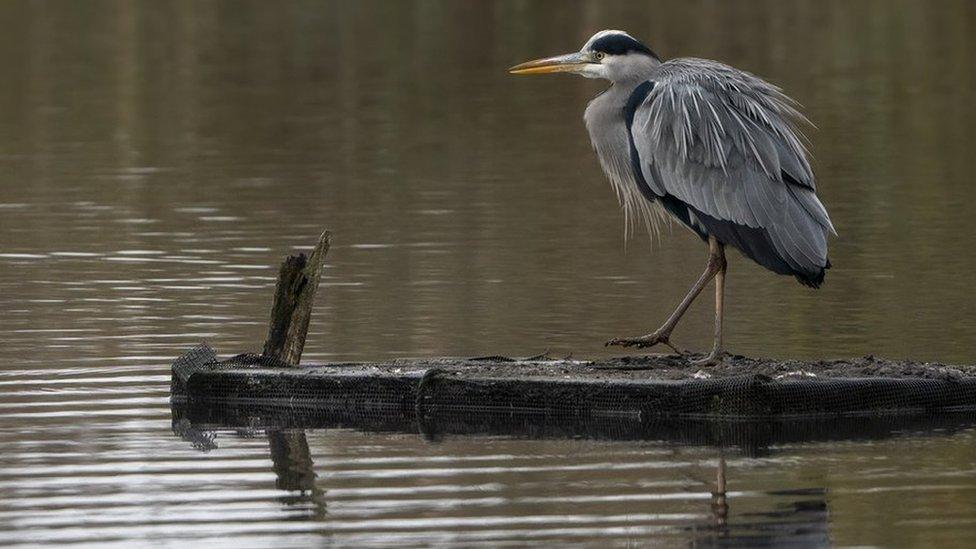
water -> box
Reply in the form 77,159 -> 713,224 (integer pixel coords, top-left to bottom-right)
1,0 -> 975,546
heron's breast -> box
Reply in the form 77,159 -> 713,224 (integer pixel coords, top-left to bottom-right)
584,102 -> 640,195
584,96 -> 672,237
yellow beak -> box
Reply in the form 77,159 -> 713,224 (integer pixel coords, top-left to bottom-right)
508,52 -> 593,75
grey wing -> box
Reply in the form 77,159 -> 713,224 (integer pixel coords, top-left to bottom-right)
632,58 -> 835,286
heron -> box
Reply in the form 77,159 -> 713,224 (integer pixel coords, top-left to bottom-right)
510,30 -> 834,365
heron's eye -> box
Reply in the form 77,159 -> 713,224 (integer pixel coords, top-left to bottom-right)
595,52 -> 606,61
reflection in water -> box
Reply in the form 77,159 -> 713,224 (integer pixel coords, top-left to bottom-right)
713,455 -> 728,530
171,397 -> 974,545
267,431 -> 316,493
173,399 -> 976,547
696,458 -> 831,547
267,430 -> 327,520
2,0 -> 976,546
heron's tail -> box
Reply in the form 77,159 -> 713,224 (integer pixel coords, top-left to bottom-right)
795,257 -> 830,289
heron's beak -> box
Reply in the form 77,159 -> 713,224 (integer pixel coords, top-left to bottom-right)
509,52 -> 594,75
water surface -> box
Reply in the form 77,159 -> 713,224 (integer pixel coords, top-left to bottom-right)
2,1 -> 975,546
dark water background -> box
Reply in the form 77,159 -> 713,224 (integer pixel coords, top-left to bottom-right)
2,1 -> 975,546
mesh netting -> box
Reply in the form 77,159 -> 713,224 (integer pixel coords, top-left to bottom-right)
171,344 -> 976,421
416,371 -> 976,418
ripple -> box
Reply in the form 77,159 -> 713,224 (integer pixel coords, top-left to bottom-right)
0,253 -> 47,259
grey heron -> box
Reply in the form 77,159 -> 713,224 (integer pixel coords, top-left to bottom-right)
510,30 -> 834,364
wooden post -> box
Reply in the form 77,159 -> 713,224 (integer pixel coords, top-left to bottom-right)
262,230 -> 331,365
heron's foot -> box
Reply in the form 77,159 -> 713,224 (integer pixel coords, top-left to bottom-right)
691,350 -> 725,367
605,330 -> 682,354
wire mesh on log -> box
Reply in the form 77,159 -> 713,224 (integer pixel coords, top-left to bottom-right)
172,344 -> 976,420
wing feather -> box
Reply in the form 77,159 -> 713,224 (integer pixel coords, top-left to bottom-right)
631,58 -> 835,282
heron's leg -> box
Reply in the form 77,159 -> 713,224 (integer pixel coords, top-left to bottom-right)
606,236 -> 724,351
693,241 -> 727,366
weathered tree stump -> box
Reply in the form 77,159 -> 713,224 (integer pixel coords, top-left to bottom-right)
262,230 -> 331,365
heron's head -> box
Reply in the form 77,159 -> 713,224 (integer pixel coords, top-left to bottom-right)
509,30 -> 660,83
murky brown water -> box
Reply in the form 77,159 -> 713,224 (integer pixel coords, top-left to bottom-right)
2,0 -> 976,546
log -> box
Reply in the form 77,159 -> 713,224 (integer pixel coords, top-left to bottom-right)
171,377 -> 976,452
172,344 -> 976,420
